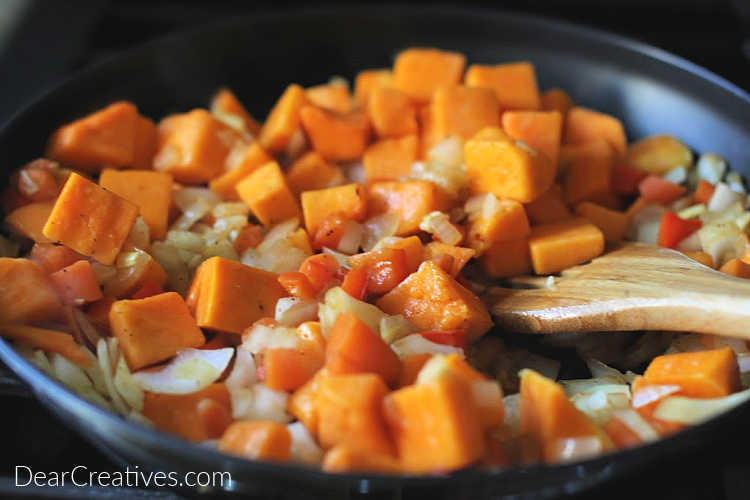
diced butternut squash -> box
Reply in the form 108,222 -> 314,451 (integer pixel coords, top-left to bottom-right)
574,201 -> 629,243
367,86 -> 418,138
189,256 -> 286,335
6,201 -> 55,243
464,127 -> 555,203
322,445 -> 401,473
103,251 -> 167,298
0,324 -> 89,366
384,371 -> 484,472
286,152 -> 342,195
288,370 -> 325,437
144,383 -> 231,441
219,421 -> 291,462
236,162 -> 300,226
624,135 -> 693,175
306,82 -> 353,114
301,183 -> 367,236
528,218 -> 605,275
299,106 -> 371,162
42,173 -> 138,265
110,292 -> 205,370
424,242 -> 475,277
153,109 -> 236,184
541,88 -> 573,117
386,236 -> 425,273
683,251 -> 714,268
643,348 -> 740,398
564,107 -> 627,155
465,62 -> 541,111
258,84 -> 308,153
519,369 -> 611,462
211,87 -> 262,135
559,138 -> 614,182
466,198 -> 530,253
719,258 -> 750,279
393,48 -> 466,102
316,373 -> 395,456
29,243 -> 83,274
49,260 -> 103,306
209,142 -> 272,200
0,258 -> 60,325
397,353 -> 433,388
348,247 -> 410,296
47,101 -> 139,172
133,116 -> 158,170
263,346 -> 324,392
563,155 -> 613,205
418,105 -> 439,159
502,110 -> 563,167
377,260 -> 492,342
481,238 -> 532,278
367,180 -> 451,235
524,185 -> 571,225
363,135 -> 418,181
99,169 -> 173,240
354,68 -> 393,108
325,312 -> 401,385
431,86 -> 500,141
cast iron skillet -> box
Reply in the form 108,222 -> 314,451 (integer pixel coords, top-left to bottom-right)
1,5 -> 750,499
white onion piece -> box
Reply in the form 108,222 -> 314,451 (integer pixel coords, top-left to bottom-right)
132,348 -> 234,395
322,247 -> 350,268
256,218 -> 299,253
318,286 -> 385,337
675,231 -> 703,252
627,203 -> 665,244
677,204 -> 706,220
212,202 -> 250,218
502,393 -> 521,438
653,388 -> 750,425
585,358 -> 628,383
114,355 -> 144,411
696,153 -> 727,184
225,347 -> 256,391
631,383 -> 681,409
242,323 -> 300,354
708,183 -> 745,212
230,384 -> 291,422
173,187 -> 221,212
427,136 -> 463,169
172,198 -> 213,231
392,334 -> 464,359
361,213 -> 400,251
611,409 -> 659,442
726,171 -> 746,194
337,220 -> 363,255
166,230 -> 205,253
151,241 -> 190,295
419,211 -> 462,245
549,436 -> 603,463
97,339 -> 129,414
287,422 -> 324,465
275,297 -> 319,326
561,377 -> 628,398
697,221 -> 741,267
379,314 -> 414,344
572,385 -> 631,424
662,166 -> 687,185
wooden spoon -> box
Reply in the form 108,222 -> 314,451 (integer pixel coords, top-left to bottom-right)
488,242 -> 750,339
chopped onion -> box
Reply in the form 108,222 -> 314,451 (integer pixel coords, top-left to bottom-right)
708,183 -> 745,212
677,204 -> 706,220
696,153 -> 727,184
123,216 -> 150,251
391,334 -> 464,359
626,203 -> 665,244
275,297 -> 319,326
611,409 -> 659,442
212,202 -> 250,218
322,247 -> 350,268
172,198 -> 213,231
653,388 -> 750,425
242,323 -> 300,354
726,171 -> 746,194
287,422 -> 324,465
427,136 -> 463,170
697,221 -> 741,267
72,308 -> 102,348
361,213 -> 400,251
572,385 -> 631,424
97,338 -> 129,415
561,377 -> 628,397
336,220 -> 364,254
166,230 -> 205,253
173,187 -> 221,212
675,231 -> 702,252
502,393 -> 521,438
410,158 -> 468,198
379,314 -> 414,344
225,347 -> 256,391
132,348 -> 234,394
201,239 -> 239,261
151,241 -> 191,295
736,212 -> 750,233
671,196 -> 693,212
212,110 -> 246,134
91,262 -> 117,285
631,383 -> 681,408
113,355 -> 144,411
419,211 -> 462,245
230,383 -> 291,423
319,286 -> 385,337
16,346 -> 52,375
662,166 -> 687,185
586,358 -> 629,383
51,352 -> 94,395
549,436 -> 603,463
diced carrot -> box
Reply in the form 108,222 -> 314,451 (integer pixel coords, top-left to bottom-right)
99,169 -> 172,240
431,86 -> 500,141
349,247 -> 409,295
110,292 -> 205,370
383,371 -> 485,472
15,161 -> 60,202
367,86 -> 418,138
301,183 -> 367,237
43,173 -> 138,265
299,253 -> 340,295
719,258 -> 750,279
258,84 -> 309,153
481,238 -> 532,278
683,251 -> 714,268
563,155 -> 613,205
211,87 -> 262,135
263,347 -> 324,392
465,62 -> 541,111
377,260 -> 492,342
326,312 -> 401,385
564,107 -> 627,155
219,421 -> 291,462
367,180 -> 451,235
363,135 -> 418,181
393,48 -> 466,103
6,201 -> 56,243
0,258 -> 60,324
386,236 -> 425,273
575,202 -> 630,244
466,198 -> 530,254
397,353 -> 433,388
657,212 -> 702,249
341,267 -> 369,300
288,371 -> 325,437
209,142 -> 273,200
644,348 -> 740,398
423,242 -> 475,277
29,243 -> 83,274
47,101 -> 140,171
306,82 -> 353,114
49,260 -> 103,306
612,163 -> 649,196
353,68 -> 393,108
419,330 -> 468,351
316,373 -> 395,456
638,175 -> 687,205
0,324 -> 89,366
322,445 -> 401,473
540,88 -> 573,117
464,127 -> 555,203
299,106 -> 371,162
311,213 -> 348,251
528,218 -> 605,274
524,184 -> 571,225
520,369 -> 612,462
189,257 -> 286,335
236,162 -> 300,226
286,151 -> 342,195
502,110 -> 563,167
233,224 -> 263,255
693,180 -> 716,205
144,384 -> 231,441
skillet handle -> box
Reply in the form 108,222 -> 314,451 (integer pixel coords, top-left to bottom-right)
0,361 -> 29,397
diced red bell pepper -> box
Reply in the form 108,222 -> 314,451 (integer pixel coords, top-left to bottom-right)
612,164 -> 648,196
341,267 -> 369,300
657,212 -> 702,249
312,213 -> 348,251
418,329 -> 469,352
638,175 -> 687,205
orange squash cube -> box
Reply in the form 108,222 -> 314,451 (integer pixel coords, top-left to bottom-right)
466,197 -> 530,254
133,115 -> 158,170
719,258 -> 750,279
299,106 -> 371,162
258,84 -> 309,153
574,201 -> 629,243
423,242 -> 475,277
393,48 -> 466,102
218,421 -> 291,462
211,87 -> 262,135
368,86 -> 418,138
523,184 -> 572,225
236,162 -> 300,226
354,68 -> 393,108
563,155 -> 613,205
143,383 -> 231,441
363,135 -> 418,181
465,62 -> 541,111
6,201 -> 55,243
528,218 -> 605,274
481,238 -> 532,278
209,142 -> 273,200
431,85 -> 500,141
541,88 -> 574,117
644,348 -> 740,398
286,152 -> 343,195
301,183 -> 367,236
322,445 -> 401,473
0,258 -> 61,324
367,180 -> 451,235
502,110 -> 563,167
564,107 -> 627,155
306,82 -> 353,114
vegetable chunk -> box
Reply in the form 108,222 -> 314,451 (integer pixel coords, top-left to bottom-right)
300,106 -> 371,162
393,48 -> 466,102
211,88 -> 262,135
42,173 -> 138,265
219,421 -> 291,462
575,202 -> 629,244
465,62 -> 541,111
258,84 -> 308,153
286,152 -> 343,195
6,201 -> 55,243
528,218 -> 605,274
301,184 -> 367,236
481,238 -> 532,278
431,86 -> 500,141
367,86 -> 418,138
236,162 -> 300,226
0,324 -> 88,366
209,143 -> 272,200
502,110 -> 563,167
643,348 -> 740,398
144,383 -> 231,441
363,135 -> 418,181
564,107 -> 627,155
367,180 -> 451,235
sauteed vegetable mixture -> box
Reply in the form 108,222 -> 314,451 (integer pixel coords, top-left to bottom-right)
2,47 -> 750,473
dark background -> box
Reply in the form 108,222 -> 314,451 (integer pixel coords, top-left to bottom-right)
0,1 -> 749,499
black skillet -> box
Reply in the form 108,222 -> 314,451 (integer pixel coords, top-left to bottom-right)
1,5 -> 750,499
